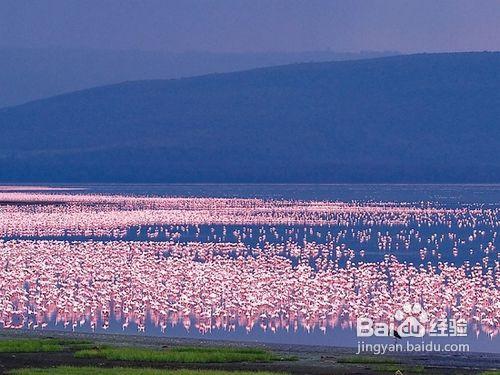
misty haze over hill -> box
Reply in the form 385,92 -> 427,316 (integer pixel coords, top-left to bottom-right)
0,48 -> 398,107
0,52 -> 498,183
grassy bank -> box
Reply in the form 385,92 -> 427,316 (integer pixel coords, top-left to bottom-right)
10,367 -> 285,375
372,364 -> 425,373
1,337 -> 294,365
74,346 -> 290,363
0,338 -> 93,353
336,355 -> 399,364
335,356 -> 426,374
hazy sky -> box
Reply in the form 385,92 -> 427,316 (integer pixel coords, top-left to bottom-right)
1,0 -> 499,53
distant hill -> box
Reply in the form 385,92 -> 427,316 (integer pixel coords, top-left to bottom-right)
0,48 -> 398,107
0,52 -> 499,183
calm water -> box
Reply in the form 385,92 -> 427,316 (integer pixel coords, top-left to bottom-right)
5,182 -> 500,203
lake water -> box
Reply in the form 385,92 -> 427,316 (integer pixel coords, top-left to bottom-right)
0,184 -> 498,353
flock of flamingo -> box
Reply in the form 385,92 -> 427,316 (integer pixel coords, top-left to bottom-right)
0,190 -> 498,339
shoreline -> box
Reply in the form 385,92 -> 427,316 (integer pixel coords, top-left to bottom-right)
1,329 -> 499,374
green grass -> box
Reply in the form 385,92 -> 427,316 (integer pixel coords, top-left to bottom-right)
481,371 -> 500,375
10,367 -> 286,375
336,355 -> 399,364
371,364 -> 425,373
0,338 -> 92,353
74,346 -> 291,363
0,338 -> 295,364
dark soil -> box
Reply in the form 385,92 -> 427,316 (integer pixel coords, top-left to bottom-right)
0,330 -> 498,375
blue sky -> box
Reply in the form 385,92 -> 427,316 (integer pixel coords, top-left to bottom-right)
1,0 -> 499,53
